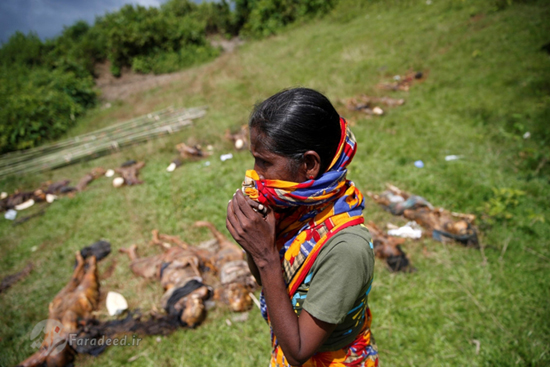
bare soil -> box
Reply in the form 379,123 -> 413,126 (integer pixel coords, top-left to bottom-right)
95,37 -> 244,101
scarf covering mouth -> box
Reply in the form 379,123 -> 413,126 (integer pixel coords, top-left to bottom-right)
242,117 -> 378,366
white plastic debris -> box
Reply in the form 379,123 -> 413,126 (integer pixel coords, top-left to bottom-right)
46,194 -> 56,203
204,161 -> 211,167
393,75 -> 401,80
387,193 -> 405,203
106,291 -> 128,316
445,155 -> 463,161
388,222 -> 422,239
166,162 -> 177,172
523,132 -> 531,139
15,199 -> 35,211
206,145 -> 214,151
414,160 -> 424,168
31,246 -> 38,252
0,192 -> 7,199
4,209 -> 17,220
112,177 -> 125,188
232,312 -> 249,323
105,169 -> 115,177
235,139 -> 244,150
220,153 -> 233,162
373,107 -> 384,115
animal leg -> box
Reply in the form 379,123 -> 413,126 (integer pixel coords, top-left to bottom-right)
119,244 -> 139,261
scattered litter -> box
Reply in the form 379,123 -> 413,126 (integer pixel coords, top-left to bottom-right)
225,319 -> 232,326
523,132 -> 531,139
0,192 -> 7,199
471,339 -> 481,355
31,246 -> 38,252
414,160 -> 424,168
220,153 -> 233,162
15,199 -> 35,211
386,223 -> 399,230
388,222 -> 423,239
105,169 -> 115,177
372,107 -> 384,115
113,177 -> 125,188
167,143 -> 211,172
225,125 -> 248,150
46,194 -> 56,203
156,337 -> 162,343
387,193 -> 405,203
207,145 -> 213,151
445,155 -> 463,161
204,161 -> 211,167
128,353 -> 143,363
166,162 -> 177,172
106,291 -> 128,316
426,0 -> 432,4
378,70 -> 427,91
4,209 -> 17,220
231,312 -> 249,323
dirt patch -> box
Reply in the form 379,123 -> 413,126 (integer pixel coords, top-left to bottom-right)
95,38 -> 244,102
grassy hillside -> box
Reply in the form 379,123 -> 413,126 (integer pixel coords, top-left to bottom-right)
1,0 -> 549,366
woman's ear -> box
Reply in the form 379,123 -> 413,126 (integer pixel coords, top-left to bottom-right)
302,151 -> 321,180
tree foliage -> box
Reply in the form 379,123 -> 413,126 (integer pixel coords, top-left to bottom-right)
0,0 -> 336,153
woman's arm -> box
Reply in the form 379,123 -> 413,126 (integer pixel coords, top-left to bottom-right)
227,190 -> 337,365
245,250 -> 262,286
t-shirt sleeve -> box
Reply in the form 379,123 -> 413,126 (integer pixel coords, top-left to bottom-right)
302,229 -> 373,324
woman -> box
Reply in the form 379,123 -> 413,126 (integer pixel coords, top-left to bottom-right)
226,88 -> 378,367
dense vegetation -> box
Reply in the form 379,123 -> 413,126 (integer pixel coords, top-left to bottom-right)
0,0 -> 336,154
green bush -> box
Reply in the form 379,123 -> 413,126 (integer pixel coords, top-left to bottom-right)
0,0 -> 337,154
0,66 -> 97,153
240,0 -> 337,37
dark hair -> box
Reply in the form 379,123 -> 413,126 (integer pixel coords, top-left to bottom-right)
249,88 -> 341,175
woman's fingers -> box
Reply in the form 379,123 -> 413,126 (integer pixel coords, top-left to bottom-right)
232,190 -> 259,220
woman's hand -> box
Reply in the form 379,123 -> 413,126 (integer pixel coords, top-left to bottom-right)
226,189 -> 278,269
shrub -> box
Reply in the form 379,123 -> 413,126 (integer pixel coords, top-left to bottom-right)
0,66 -> 97,153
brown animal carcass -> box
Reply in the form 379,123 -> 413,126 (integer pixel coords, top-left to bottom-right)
364,222 -> 414,272
119,231 -> 211,328
367,184 -> 479,247
18,241 -> 110,367
194,221 -> 257,312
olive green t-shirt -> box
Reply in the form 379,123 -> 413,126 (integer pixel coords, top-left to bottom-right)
291,224 -> 375,352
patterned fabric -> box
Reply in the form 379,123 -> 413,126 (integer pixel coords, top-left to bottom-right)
242,117 -> 378,367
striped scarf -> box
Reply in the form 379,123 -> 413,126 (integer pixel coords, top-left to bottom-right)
243,117 -> 378,367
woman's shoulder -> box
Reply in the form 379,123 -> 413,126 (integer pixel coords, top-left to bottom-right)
315,224 -> 374,267
324,224 -> 373,253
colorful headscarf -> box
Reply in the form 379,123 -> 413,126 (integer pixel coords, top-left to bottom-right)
243,117 -> 378,367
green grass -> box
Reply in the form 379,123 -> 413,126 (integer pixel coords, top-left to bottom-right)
1,0 -> 550,366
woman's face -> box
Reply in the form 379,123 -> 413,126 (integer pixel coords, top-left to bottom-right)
249,127 -> 304,182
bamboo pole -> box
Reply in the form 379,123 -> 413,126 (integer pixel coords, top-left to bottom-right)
0,106 -> 207,168
0,107 -> 207,178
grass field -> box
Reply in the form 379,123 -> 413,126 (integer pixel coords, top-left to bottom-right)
1,0 -> 549,366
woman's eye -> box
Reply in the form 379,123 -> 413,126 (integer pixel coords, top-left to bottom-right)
256,158 -> 267,166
